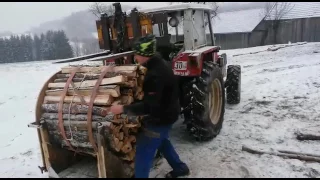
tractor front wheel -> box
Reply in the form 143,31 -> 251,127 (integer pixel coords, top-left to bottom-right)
183,61 -> 225,141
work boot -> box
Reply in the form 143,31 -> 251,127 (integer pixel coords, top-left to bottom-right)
165,163 -> 190,178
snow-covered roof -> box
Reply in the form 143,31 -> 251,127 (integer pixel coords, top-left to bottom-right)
265,2 -> 320,20
139,3 -> 212,13
212,8 -> 265,34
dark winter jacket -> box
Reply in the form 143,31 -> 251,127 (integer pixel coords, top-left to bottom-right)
123,55 -> 180,126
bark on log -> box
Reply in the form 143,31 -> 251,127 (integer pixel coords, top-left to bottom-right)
48,75 -> 127,89
242,145 -> 320,163
296,132 -> 320,141
60,66 -> 138,74
48,130 -> 98,145
41,113 -> 107,122
116,114 -> 140,124
62,140 -> 93,149
41,103 -> 110,116
44,95 -> 113,106
49,129 -> 119,154
45,120 -> 111,131
54,78 -> 84,83
45,85 -> 120,97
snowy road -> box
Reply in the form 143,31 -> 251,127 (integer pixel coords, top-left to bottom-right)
0,42 -> 320,178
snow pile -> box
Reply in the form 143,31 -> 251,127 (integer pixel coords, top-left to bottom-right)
0,42 -> 320,178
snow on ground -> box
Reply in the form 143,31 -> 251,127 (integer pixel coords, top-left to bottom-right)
0,42 -> 320,178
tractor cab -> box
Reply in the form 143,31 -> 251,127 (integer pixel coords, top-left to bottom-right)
96,3 -> 219,67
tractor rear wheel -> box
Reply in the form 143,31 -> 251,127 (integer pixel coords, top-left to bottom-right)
183,61 -> 225,141
226,65 -> 241,104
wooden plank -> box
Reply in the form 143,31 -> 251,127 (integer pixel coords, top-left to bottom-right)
48,75 -> 126,89
45,85 -> 121,97
97,127 -> 107,178
60,65 -> 138,74
39,126 -> 51,171
44,95 -> 113,106
35,71 -> 60,170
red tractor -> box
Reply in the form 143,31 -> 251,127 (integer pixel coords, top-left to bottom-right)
55,2 -> 241,141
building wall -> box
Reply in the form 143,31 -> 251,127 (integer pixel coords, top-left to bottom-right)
252,17 -> 320,45
214,33 -> 250,50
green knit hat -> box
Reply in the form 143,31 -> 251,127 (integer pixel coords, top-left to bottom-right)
133,34 -> 156,57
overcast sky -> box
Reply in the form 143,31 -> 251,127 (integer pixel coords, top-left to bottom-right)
0,2 -> 167,34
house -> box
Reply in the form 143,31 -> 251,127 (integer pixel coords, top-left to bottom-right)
212,2 -> 320,49
211,8 -> 265,49
257,2 -> 320,45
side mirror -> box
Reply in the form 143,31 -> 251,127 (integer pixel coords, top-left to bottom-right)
169,16 -> 179,27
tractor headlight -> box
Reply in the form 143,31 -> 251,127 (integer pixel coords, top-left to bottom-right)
169,17 -> 179,27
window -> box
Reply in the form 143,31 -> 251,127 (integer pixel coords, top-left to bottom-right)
152,23 -> 165,37
141,25 -> 149,36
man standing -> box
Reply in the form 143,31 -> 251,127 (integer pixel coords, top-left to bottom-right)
110,34 -> 190,178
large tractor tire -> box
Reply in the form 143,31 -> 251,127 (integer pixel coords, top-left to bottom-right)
226,65 -> 241,104
183,61 -> 225,141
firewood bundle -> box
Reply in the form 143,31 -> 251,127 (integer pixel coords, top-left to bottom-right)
39,65 -> 147,176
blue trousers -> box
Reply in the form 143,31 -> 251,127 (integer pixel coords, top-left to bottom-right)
134,124 -> 186,178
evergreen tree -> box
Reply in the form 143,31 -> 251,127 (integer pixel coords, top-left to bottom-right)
53,30 -> 74,59
39,33 -> 46,60
0,38 -> 5,63
20,35 -> 27,62
33,35 -> 42,61
40,31 -> 55,60
3,38 -> 12,63
25,35 -> 34,61
0,29 -> 75,63
10,36 -> 19,62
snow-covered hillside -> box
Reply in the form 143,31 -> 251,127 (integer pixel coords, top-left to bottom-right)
0,42 -> 320,178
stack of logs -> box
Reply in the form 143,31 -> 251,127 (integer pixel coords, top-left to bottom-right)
39,65 -> 147,176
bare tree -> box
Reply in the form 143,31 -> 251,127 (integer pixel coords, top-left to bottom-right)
88,2 -> 114,19
262,2 -> 294,44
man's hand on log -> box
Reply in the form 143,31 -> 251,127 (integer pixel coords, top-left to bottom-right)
110,105 -> 124,115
